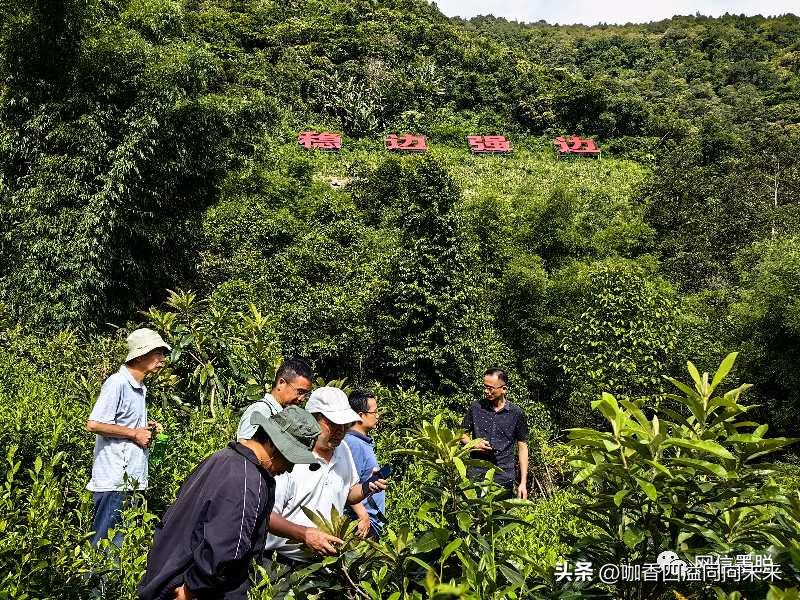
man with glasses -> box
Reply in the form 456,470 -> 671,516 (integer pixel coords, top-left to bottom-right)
265,387 -> 388,564
344,388 -> 386,538
461,368 -> 529,499
239,360 -> 348,557
236,358 -> 314,439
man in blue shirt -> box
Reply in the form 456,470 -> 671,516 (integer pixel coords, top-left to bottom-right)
344,388 -> 385,538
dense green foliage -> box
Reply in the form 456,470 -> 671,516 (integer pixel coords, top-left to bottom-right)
565,354 -> 800,599
1,0 -> 800,597
1,322 -> 798,599
3,0 -> 800,432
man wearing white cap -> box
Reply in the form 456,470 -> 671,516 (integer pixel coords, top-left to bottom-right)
265,386 -> 388,564
85,328 -> 171,547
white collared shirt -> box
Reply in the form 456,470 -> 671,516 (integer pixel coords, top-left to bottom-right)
265,442 -> 359,561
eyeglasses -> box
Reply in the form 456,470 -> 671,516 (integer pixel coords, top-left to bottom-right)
483,384 -> 507,391
286,380 -> 311,400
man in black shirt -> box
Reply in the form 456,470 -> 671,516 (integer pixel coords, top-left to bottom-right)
461,367 -> 529,499
138,406 -> 321,600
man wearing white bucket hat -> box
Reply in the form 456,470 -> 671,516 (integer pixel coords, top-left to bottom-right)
85,328 -> 171,547
265,386 -> 388,564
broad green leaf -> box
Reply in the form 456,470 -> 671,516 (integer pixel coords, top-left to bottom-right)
453,456 -> 466,479
405,556 -> 435,572
710,352 -> 738,392
613,490 -> 628,507
456,512 -> 472,531
671,457 -> 729,478
412,532 -> 441,553
499,564 -> 525,586
300,507 -> 330,532
620,399 -> 649,431
623,526 -> 646,548
592,393 -> 621,432
573,464 -> 599,485
636,478 -> 658,502
643,459 -> 672,477
687,361 -> 703,390
664,438 -> 734,460
441,539 -> 462,561
660,407 -> 694,430
723,383 -> 754,400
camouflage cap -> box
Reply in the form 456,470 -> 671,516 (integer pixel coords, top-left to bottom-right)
251,405 -> 321,466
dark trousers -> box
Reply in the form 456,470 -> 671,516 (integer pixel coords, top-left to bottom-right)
91,491 -> 126,547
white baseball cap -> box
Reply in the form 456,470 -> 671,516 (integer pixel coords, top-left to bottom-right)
305,387 -> 361,425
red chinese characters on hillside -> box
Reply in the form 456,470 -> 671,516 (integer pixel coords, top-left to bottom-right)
553,135 -> 601,158
467,135 -> 512,154
297,131 -> 606,159
298,131 -> 342,151
385,134 -> 427,152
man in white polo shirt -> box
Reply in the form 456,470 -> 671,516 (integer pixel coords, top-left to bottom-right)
265,386 -> 387,564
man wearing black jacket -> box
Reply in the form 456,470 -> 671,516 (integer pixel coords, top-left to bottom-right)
138,406 -> 321,600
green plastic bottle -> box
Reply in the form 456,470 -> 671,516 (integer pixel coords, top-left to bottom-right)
149,433 -> 170,466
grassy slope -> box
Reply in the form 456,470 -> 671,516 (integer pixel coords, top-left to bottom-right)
282,136 -> 649,236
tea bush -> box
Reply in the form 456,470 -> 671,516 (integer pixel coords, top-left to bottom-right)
564,353 -> 800,598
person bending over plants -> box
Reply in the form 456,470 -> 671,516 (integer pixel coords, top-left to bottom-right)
137,406 -> 321,600
264,387 -> 388,565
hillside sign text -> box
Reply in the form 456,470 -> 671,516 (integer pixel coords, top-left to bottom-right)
297,132 -> 601,157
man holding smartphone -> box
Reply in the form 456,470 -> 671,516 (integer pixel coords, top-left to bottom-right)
461,368 -> 529,499
344,388 -> 386,538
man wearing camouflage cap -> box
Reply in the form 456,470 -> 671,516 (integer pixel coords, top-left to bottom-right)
138,406 -> 322,600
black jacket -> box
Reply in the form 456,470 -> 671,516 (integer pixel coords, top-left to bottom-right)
138,442 -> 276,600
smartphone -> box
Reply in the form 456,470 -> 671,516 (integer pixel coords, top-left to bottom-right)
367,464 -> 391,483
363,464 -> 392,493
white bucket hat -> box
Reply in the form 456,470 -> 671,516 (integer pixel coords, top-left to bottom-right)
305,386 -> 361,425
125,328 -> 171,363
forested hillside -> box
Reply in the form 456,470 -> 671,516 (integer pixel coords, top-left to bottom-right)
1,1 -> 799,597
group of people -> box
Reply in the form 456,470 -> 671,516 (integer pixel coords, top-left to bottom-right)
86,328 -> 529,599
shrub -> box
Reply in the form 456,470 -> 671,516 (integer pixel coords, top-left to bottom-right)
564,353 -> 800,598
254,415 -> 542,599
